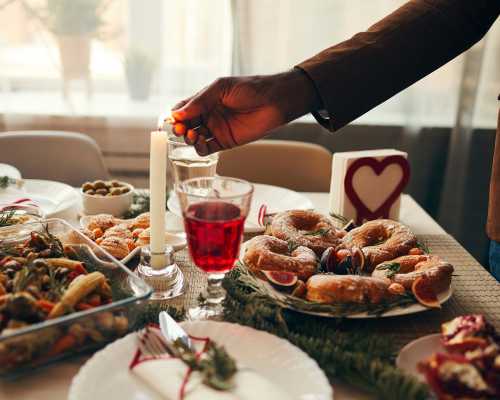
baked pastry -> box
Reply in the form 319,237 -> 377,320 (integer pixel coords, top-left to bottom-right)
372,254 -> 453,293
339,219 -> 418,272
102,224 -> 133,240
306,274 -> 393,304
270,210 -> 345,255
132,212 -> 150,230
98,237 -> 130,259
243,235 -> 318,281
85,214 -> 118,232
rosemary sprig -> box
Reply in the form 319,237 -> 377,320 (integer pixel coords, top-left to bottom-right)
376,262 -> 401,278
416,241 -> 430,254
287,240 -> 299,253
0,210 -> 16,227
173,338 -> 238,391
304,228 -> 331,237
329,211 -> 350,226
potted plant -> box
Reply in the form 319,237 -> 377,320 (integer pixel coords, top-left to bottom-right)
10,0 -> 111,98
124,47 -> 156,101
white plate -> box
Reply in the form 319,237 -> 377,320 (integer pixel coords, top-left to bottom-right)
396,333 -> 443,381
167,183 -> 314,233
69,320 -> 333,400
239,241 -> 452,319
0,163 -> 21,179
0,179 -> 79,219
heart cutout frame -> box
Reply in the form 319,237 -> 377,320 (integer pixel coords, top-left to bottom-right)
344,155 -> 410,225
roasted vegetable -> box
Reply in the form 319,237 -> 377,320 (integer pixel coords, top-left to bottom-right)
48,272 -> 106,319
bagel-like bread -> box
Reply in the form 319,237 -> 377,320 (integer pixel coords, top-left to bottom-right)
340,219 -> 418,272
306,274 -> 393,304
243,235 -> 318,281
372,254 -> 454,293
269,210 -> 345,255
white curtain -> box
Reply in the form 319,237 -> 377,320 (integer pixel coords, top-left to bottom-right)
234,0 -> 499,130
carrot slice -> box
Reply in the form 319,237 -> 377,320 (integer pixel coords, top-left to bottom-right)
48,334 -> 77,356
75,302 -> 94,311
36,299 -> 55,313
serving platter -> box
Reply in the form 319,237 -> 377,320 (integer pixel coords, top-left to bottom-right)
167,183 -> 314,233
69,320 -> 333,400
239,241 -> 452,319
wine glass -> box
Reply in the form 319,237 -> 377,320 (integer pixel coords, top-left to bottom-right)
176,176 -> 253,320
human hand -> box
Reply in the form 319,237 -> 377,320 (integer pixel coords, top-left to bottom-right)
170,69 -> 321,155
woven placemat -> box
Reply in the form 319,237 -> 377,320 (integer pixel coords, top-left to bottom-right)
164,234 -> 500,349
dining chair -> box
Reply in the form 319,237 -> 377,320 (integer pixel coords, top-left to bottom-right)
0,131 -> 109,186
217,139 -> 332,192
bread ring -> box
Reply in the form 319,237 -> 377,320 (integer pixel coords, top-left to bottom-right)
306,274 -> 393,304
243,235 -> 318,281
340,219 -> 417,272
373,254 -> 453,293
269,210 -> 345,255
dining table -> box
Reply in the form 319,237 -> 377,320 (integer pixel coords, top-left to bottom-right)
0,192 -> 498,400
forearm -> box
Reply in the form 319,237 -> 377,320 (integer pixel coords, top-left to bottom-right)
258,69 -> 323,124
296,0 -> 500,131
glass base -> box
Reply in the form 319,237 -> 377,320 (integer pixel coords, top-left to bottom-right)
188,304 -> 224,321
188,272 -> 226,320
135,246 -> 186,300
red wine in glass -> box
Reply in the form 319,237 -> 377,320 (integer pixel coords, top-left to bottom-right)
183,201 -> 245,273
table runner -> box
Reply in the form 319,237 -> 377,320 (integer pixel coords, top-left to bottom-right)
167,233 -> 500,348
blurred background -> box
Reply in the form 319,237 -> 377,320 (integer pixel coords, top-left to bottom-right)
0,0 -> 498,264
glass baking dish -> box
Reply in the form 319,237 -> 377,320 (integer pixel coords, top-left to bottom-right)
0,218 -> 152,377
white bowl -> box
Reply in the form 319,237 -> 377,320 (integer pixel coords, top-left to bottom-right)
81,182 -> 134,217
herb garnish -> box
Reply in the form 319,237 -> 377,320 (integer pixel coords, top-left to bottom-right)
416,241 -> 430,254
173,338 -> 238,391
0,210 -> 16,227
329,212 -> 350,225
304,228 -> 331,236
287,240 -> 299,253
376,262 -> 401,278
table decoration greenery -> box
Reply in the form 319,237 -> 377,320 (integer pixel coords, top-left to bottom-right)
135,266 -> 429,400
128,192 -> 429,400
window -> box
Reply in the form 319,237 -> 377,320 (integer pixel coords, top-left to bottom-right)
0,0 -> 498,128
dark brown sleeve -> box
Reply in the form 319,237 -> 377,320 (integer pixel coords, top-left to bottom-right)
296,0 -> 500,131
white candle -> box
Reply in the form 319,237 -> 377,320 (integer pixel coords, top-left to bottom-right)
149,128 -> 167,269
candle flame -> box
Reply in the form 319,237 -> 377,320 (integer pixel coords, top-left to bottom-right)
157,115 -> 175,131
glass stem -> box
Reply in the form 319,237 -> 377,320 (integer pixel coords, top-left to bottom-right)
205,273 -> 226,311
